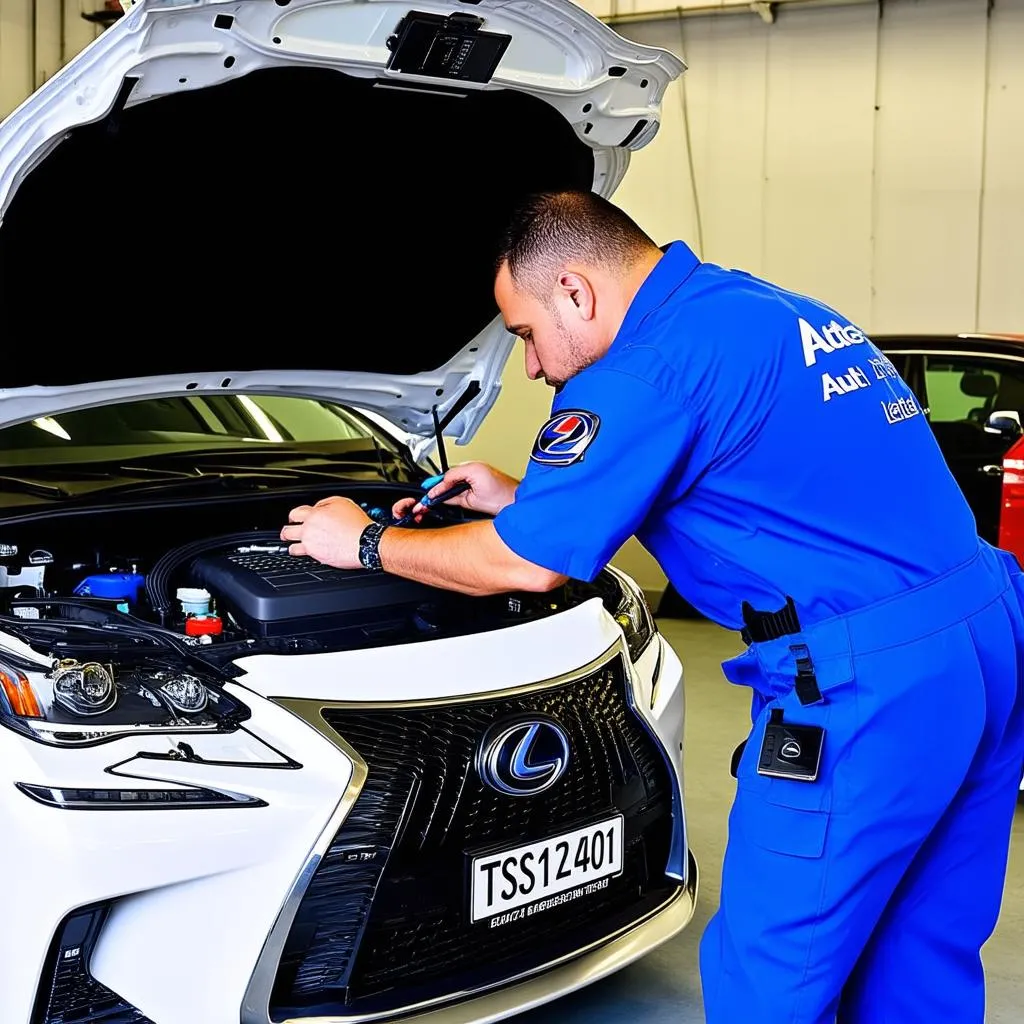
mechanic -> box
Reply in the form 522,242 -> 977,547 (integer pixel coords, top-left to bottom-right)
280,190 -> 1024,1023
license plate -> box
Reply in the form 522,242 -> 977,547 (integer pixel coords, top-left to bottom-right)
470,814 -> 624,924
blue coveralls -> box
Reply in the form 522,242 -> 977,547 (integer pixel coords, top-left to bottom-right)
492,241 -> 1024,1022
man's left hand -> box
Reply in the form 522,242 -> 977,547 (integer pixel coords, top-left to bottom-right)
280,496 -> 372,569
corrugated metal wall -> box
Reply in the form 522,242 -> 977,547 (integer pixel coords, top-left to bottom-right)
0,0 -> 100,119
611,0 -> 1024,334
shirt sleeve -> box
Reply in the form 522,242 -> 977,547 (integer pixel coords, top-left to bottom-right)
492,367 -> 698,582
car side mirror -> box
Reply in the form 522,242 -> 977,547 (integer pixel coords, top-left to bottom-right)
985,410 -> 1023,440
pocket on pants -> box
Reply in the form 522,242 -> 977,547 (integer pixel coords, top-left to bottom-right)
732,695 -> 834,859
737,788 -> 831,859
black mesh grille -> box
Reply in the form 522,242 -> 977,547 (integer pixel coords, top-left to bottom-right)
270,656 -> 678,1020
40,971 -> 152,1024
35,906 -> 154,1024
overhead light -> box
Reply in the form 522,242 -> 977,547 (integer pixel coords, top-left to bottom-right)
32,417 -> 71,441
237,396 -> 283,443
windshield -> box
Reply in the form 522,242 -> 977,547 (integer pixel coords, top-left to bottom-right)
0,394 -> 405,468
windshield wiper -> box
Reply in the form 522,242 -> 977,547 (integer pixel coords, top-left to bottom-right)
72,472 -> 313,502
0,448 -> 412,505
119,445 -> 400,463
116,447 -> 411,481
0,474 -> 69,499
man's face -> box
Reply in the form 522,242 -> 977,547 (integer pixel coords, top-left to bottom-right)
494,263 -> 597,390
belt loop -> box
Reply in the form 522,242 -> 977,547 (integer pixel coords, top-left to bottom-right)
790,643 -> 824,706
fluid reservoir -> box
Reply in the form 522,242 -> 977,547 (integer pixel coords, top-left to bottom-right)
74,573 -> 146,607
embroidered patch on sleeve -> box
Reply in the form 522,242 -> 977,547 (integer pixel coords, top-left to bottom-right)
529,410 -> 601,467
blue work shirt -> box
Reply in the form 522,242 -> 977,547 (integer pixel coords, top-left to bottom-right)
492,241 -> 980,631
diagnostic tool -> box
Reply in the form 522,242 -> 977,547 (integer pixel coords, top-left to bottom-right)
392,481 -> 470,527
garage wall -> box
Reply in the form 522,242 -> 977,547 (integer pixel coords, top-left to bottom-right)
0,0 -> 100,119
462,0 -> 1024,597
605,0 -> 1024,336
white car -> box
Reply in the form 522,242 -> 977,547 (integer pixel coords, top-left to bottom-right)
0,2 -> 694,1022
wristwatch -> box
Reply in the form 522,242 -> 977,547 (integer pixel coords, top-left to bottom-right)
358,522 -> 389,572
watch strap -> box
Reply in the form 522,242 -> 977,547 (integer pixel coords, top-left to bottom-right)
358,522 -> 388,571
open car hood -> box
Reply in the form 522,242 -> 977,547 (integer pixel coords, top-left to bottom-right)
0,0 -> 683,449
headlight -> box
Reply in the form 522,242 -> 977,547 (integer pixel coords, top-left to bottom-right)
52,661 -> 117,716
0,657 -> 248,747
606,568 -> 656,662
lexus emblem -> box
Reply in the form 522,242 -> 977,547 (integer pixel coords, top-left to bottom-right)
477,717 -> 571,797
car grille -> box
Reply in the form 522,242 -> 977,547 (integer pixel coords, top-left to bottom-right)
35,905 -> 154,1024
269,654 -> 678,1020
38,972 -> 152,1024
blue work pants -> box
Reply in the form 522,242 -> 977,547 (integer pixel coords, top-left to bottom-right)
700,542 -> 1024,1023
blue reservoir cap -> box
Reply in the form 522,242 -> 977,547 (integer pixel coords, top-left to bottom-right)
73,573 -> 145,603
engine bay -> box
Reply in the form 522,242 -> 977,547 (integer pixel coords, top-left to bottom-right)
0,484 -> 620,671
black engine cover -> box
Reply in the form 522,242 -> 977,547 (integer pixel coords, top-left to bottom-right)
190,546 -> 431,637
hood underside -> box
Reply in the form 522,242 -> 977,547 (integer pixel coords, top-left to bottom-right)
0,66 -> 596,378
0,0 -> 684,443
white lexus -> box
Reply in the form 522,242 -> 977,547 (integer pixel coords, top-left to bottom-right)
0,2 -> 695,1022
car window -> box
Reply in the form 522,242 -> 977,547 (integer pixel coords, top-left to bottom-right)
922,356 -> 1024,427
880,352 -> 910,380
0,395 -> 392,465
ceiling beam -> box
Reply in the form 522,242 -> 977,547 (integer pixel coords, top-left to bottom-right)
601,0 -> 878,27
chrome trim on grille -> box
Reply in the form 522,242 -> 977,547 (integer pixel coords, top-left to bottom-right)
240,716 -> 368,1024
622,640 -> 686,881
649,637 -> 665,712
241,636 -> 688,1024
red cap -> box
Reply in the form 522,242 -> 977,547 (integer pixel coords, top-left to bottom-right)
185,615 -> 223,636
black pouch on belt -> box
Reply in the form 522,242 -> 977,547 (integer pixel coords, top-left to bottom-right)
757,708 -> 824,782
730,597 -> 826,779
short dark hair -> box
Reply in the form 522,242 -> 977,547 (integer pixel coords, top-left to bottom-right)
495,190 -> 657,296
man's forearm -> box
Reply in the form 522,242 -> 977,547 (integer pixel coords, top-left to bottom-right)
378,520 -> 566,596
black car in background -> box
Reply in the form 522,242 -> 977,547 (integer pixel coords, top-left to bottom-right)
657,333 -> 1024,620
879,334 -> 1024,544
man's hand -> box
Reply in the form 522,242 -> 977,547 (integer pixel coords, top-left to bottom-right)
280,496 -> 371,568
391,462 -> 520,523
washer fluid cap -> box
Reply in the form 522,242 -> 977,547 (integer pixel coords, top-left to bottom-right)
177,587 -> 212,616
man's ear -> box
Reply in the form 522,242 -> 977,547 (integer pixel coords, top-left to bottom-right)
556,271 -> 597,321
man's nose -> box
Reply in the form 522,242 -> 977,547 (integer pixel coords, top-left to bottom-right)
524,345 -> 543,380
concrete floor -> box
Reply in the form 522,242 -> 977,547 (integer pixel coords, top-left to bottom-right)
520,618 -> 1024,1024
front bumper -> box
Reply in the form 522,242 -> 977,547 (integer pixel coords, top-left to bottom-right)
5,612 -> 692,1024
280,855 -> 698,1024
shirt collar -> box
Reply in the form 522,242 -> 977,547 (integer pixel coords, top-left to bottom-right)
612,240 -> 701,345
